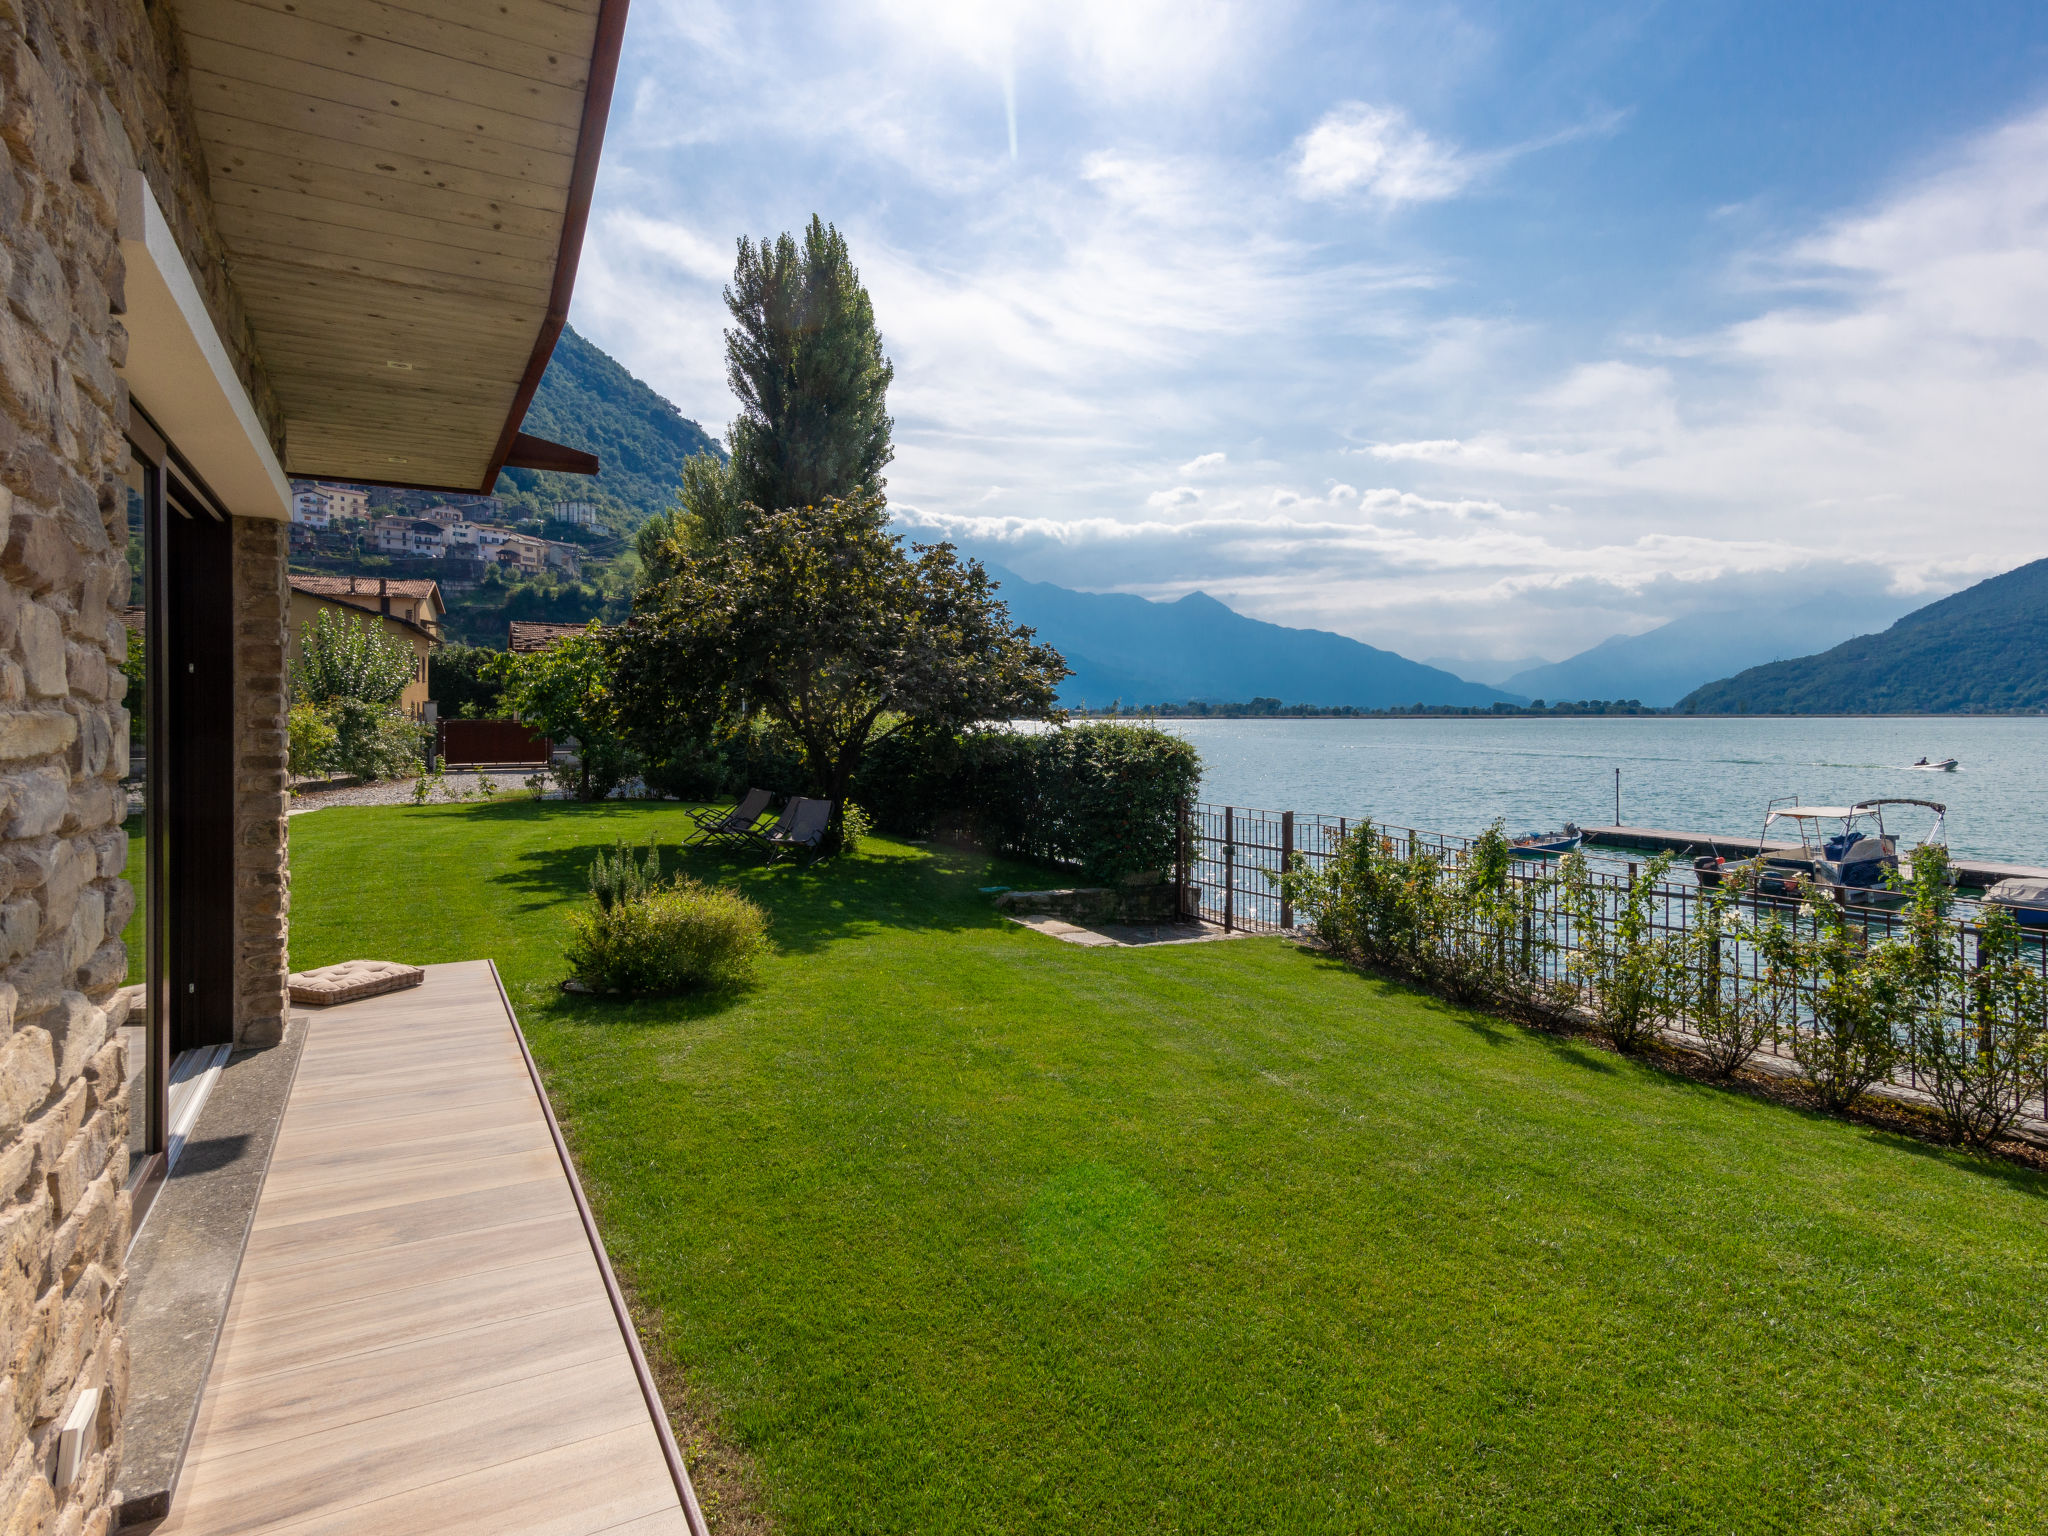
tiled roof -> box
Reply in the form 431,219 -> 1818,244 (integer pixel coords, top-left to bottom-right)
290,574 -> 443,606
508,621 -> 604,653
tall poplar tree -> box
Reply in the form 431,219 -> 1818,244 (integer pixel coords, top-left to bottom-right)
723,216 -> 895,516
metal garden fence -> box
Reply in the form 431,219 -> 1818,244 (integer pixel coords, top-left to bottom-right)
1176,801 -> 2048,1130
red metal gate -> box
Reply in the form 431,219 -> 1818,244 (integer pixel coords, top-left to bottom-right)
437,718 -> 552,767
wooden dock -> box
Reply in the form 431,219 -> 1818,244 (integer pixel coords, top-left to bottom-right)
1581,825 -> 2048,887
154,961 -> 704,1536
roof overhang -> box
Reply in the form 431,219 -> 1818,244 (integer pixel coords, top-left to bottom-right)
169,0 -> 629,494
118,171 -> 292,521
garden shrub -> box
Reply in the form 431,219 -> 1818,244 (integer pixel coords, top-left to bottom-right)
288,703 -> 338,778
839,802 -> 874,854
1667,873 -> 1779,1076
565,876 -> 770,995
325,698 -> 429,782
1771,886 -> 1901,1110
589,839 -> 663,911
1561,851 -> 1674,1052
965,723 -> 1200,883
1278,819 -> 1561,1019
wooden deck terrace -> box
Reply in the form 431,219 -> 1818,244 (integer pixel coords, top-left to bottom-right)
152,962 -> 706,1536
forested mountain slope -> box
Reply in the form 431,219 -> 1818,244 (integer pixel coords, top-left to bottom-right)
1679,559 -> 2048,713
496,325 -> 720,531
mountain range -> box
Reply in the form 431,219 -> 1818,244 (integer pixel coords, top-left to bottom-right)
1679,559 -> 2048,714
513,331 -> 2042,715
984,566 -> 1510,710
1494,593 -> 1921,708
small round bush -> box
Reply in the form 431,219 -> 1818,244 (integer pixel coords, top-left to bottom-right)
566,878 -> 770,996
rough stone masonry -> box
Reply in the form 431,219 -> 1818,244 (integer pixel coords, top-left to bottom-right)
2,1 -> 292,1531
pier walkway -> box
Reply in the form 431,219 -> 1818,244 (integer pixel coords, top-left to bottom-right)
1582,825 -> 2048,887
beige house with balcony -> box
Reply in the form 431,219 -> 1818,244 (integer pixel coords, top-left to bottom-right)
0,2 -> 705,1533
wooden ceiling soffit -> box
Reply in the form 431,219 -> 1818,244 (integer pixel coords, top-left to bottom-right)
172,0 -> 630,494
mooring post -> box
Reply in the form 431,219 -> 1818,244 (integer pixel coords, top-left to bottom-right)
1280,810 -> 1295,929
1224,806 -> 1236,932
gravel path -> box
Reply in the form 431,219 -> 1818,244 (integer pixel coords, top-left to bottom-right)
288,769 -> 541,814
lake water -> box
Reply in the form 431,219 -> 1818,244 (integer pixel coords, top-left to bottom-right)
1139,717 -> 2048,865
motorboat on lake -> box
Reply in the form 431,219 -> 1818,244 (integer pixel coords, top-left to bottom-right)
1907,757 -> 1959,772
1511,825 -> 1582,859
1697,797 -> 1948,909
1983,876 -> 2048,932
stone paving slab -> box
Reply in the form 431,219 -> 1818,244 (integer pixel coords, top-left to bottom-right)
1006,915 -> 1247,948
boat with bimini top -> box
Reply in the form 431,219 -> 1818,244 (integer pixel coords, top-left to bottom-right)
1693,797 -> 1947,909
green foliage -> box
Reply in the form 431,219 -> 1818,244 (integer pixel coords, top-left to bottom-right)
287,703 -> 338,778
636,452 -> 746,582
1666,874 -> 1779,1076
428,643 -> 507,719
961,724 -> 1200,884
565,876 -> 770,996
839,802 -> 874,855
121,624 -> 145,748
497,623 -> 631,801
1561,851 -> 1674,1051
1769,886 -> 1902,1110
612,495 -> 1066,841
724,216 -> 894,515
325,698 -> 429,782
589,839 -> 663,912
1280,821 -> 1559,1018
293,607 -> 418,707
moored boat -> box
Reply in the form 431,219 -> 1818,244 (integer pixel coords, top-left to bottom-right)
1512,826 -> 1582,858
1983,876 -> 2048,931
1714,797 -> 1947,910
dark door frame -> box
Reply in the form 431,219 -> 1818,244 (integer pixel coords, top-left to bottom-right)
125,400 -> 240,1222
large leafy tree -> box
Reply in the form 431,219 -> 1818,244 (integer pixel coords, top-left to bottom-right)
496,625 -> 630,801
611,496 -> 1067,836
724,216 -> 894,518
294,608 -> 417,707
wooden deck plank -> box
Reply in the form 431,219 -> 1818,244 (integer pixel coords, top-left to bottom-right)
156,962 -> 692,1535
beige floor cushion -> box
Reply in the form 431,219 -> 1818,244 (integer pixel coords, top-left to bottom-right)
289,959 -> 426,1006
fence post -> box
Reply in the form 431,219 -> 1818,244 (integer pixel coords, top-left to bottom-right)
1224,806 -> 1235,933
1175,797 -> 1191,920
1279,811 -> 1294,930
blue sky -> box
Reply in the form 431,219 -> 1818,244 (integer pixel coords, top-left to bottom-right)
574,0 -> 2048,664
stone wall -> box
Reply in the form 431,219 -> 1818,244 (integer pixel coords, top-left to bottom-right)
1,0 -> 285,1530
231,518 -> 288,1050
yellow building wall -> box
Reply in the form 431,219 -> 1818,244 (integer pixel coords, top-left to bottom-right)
288,592 -> 434,718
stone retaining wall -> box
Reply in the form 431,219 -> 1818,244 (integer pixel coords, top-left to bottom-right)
2,1 -> 287,1529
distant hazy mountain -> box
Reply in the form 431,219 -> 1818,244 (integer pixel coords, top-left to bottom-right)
985,567 -> 1513,709
1680,559 -> 2048,714
1505,593 -> 1920,708
1426,655 -> 1555,688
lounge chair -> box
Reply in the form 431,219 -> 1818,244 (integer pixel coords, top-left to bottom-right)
687,786 -> 773,847
759,797 -> 834,865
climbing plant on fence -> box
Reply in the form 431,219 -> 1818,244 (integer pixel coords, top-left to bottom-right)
1279,819 -> 2048,1144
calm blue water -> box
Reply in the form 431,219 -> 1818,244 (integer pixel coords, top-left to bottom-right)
1140,718 -> 2048,865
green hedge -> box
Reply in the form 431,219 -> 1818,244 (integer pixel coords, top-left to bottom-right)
859,723 -> 1200,884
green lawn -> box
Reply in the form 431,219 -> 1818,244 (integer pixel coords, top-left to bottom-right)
288,800 -> 2048,1535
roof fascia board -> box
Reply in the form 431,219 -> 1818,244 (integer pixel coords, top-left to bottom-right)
483,0 -> 632,492
118,170 -> 292,522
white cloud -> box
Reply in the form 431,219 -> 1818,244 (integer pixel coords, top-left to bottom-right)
1146,486 -> 1202,509
1179,451 -> 1227,475
1291,103 -> 1475,203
